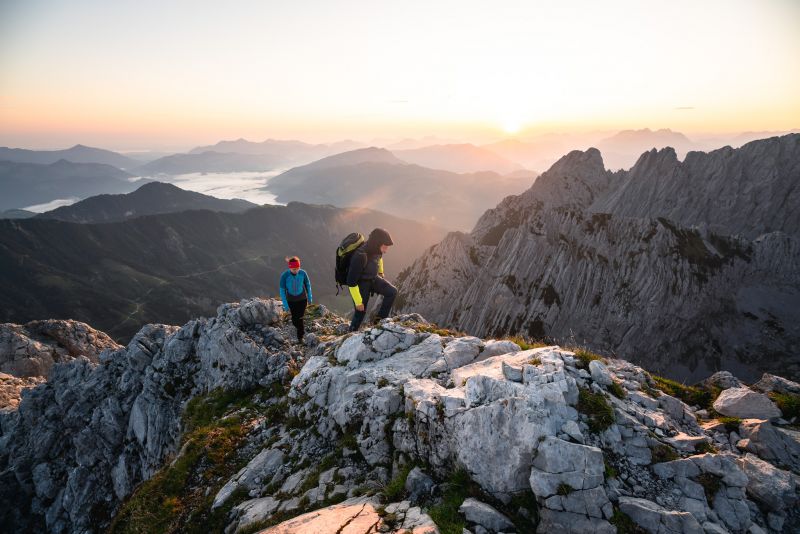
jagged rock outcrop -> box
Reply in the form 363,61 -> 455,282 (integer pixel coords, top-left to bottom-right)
0,373 -> 45,413
0,319 -> 121,378
396,135 -> 800,381
593,134 -> 800,239
0,319 -> 121,410
0,298 -> 295,533
3,304 -> 799,533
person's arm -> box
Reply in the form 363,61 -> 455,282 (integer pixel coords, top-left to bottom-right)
347,252 -> 366,306
304,271 -> 313,303
279,272 -> 289,310
348,285 -> 363,306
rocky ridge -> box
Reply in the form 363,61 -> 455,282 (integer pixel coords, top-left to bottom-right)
1,300 -> 799,533
0,319 -> 121,378
396,134 -> 800,381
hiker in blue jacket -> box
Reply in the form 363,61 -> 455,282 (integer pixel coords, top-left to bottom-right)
279,256 -> 312,344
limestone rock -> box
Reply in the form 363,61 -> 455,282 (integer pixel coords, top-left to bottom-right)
739,453 -> 798,512
458,498 -> 514,532
737,419 -> 800,473
705,371 -> 743,390
713,388 -> 781,419
405,467 -> 434,503
752,373 -> 800,396
0,320 -> 120,378
529,437 -> 604,498
618,496 -> 703,534
232,496 -> 281,532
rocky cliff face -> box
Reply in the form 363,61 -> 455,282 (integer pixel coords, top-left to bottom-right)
396,135 -> 800,381
0,299 -> 296,532
594,135 -> 800,239
0,319 -> 120,378
1,303 -> 799,533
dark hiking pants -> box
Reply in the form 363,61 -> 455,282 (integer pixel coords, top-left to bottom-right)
288,299 -> 307,342
349,277 -> 397,331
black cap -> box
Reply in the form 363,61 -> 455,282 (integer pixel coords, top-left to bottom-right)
368,227 -> 394,246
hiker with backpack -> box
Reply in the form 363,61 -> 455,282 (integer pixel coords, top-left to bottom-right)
338,228 -> 397,331
279,256 -> 312,344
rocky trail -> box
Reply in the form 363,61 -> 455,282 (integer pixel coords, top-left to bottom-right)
0,298 -> 798,533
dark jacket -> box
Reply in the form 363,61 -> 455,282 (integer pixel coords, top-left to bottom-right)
346,244 -> 383,287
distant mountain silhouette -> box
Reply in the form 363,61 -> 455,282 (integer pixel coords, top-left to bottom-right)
294,146 -> 404,170
393,143 -> 524,174
265,149 -> 533,230
595,128 -> 696,169
134,151 -> 282,175
483,134 -> 597,172
0,160 -> 144,211
0,144 -> 137,169
0,203 -> 447,340
36,182 -> 257,223
0,209 -> 36,220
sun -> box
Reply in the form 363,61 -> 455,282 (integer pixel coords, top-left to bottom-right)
502,118 -> 521,135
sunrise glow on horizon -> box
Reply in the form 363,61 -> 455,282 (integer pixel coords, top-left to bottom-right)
1,0 -> 799,150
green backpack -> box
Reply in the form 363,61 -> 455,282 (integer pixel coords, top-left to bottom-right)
335,232 -> 365,293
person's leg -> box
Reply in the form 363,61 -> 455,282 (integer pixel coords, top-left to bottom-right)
288,299 -> 306,342
371,277 -> 397,319
296,299 -> 306,341
349,282 -> 372,331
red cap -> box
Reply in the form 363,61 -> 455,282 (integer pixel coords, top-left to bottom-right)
288,259 -> 300,269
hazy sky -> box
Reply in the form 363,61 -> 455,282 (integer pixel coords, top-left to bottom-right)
1,0 -> 799,149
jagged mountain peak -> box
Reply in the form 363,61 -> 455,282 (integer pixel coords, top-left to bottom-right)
627,146 -> 680,174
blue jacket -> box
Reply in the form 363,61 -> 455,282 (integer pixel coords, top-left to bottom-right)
279,269 -> 312,309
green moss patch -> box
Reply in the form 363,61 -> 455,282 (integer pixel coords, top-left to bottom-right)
505,335 -> 548,351
610,508 -> 647,533
769,391 -> 800,420
571,348 -> 606,369
695,473 -> 722,503
577,387 -> 615,433
650,444 -> 679,464
110,385 -> 286,534
650,375 -> 719,409
607,381 -> 627,399
717,416 -> 742,433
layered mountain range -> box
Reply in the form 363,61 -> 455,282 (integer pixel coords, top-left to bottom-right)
0,203 -> 447,341
0,160 -> 147,211
265,147 -> 534,231
395,135 -> 800,382
36,182 -> 257,223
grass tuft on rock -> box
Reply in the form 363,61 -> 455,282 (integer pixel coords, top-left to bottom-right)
716,416 -> 742,432
505,335 -> 548,351
650,443 -> 679,464
608,381 -> 627,399
694,441 -> 718,454
427,470 -> 473,534
610,508 -> 647,533
110,386 -> 279,534
577,387 -> 615,433
649,375 -> 719,409
571,348 -> 606,369
556,483 -> 575,496
768,391 -> 800,420
381,464 -> 412,503
696,473 -> 722,503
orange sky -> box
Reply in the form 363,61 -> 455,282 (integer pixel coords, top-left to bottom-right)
1,0 -> 799,150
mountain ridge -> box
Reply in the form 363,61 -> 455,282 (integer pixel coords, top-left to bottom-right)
395,134 -> 800,381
